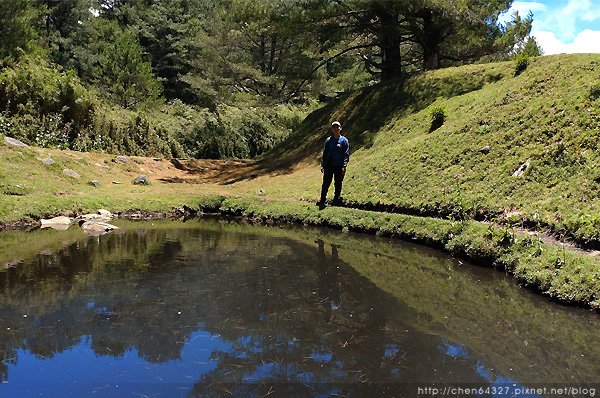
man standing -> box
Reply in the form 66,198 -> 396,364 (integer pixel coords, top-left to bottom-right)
318,121 -> 349,207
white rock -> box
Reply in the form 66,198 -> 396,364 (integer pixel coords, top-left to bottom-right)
512,159 -> 530,177
80,209 -> 112,222
79,220 -> 119,235
98,209 -> 112,218
63,169 -> 81,179
40,216 -> 74,230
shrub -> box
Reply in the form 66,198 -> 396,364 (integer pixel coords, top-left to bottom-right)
174,103 -> 304,159
429,105 -> 446,132
97,29 -> 162,110
513,54 -> 529,76
0,57 -> 307,159
0,56 -> 95,128
589,83 -> 600,101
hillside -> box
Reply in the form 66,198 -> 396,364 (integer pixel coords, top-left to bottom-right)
3,54 -> 600,241
230,54 -> 600,245
3,54 -> 600,243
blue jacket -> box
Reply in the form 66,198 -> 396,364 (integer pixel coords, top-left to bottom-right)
321,135 -> 349,168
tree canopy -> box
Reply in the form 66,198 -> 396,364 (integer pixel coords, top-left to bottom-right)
1,0 -> 538,105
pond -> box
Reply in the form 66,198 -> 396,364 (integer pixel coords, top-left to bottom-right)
0,220 -> 599,397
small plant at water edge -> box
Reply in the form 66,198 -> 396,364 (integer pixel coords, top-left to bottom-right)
429,106 -> 446,132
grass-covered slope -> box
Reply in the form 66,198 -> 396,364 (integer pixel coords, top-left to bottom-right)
235,54 -> 600,245
0,143 -> 226,221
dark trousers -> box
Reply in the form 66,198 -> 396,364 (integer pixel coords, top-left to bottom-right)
320,166 -> 345,203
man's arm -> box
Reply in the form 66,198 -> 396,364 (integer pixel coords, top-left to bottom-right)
343,138 -> 350,168
321,137 -> 330,169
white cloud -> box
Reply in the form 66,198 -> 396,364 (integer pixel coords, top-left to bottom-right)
533,0 -> 600,41
498,1 -> 546,26
534,29 -> 600,54
512,1 -> 547,13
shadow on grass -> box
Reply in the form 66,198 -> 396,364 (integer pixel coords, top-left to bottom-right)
175,68 -> 504,185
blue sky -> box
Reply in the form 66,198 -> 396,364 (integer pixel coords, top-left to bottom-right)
501,0 -> 600,54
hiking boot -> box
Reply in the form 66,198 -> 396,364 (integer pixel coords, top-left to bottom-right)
315,200 -> 326,210
331,198 -> 343,206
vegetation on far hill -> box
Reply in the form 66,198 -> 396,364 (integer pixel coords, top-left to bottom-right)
0,0 -> 539,159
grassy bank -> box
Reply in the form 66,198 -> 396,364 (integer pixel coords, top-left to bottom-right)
0,141 -> 222,222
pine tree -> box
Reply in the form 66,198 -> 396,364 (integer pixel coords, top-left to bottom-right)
98,28 -> 162,109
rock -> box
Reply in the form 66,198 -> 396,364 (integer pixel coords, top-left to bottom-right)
115,155 -> 128,164
42,158 -> 55,165
41,216 -> 74,230
512,159 -> 530,177
79,220 -> 119,236
257,188 -> 266,196
95,163 -> 109,169
63,169 -> 81,179
89,180 -> 100,187
98,209 -> 112,218
479,145 -> 491,154
503,210 -> 522,220
133,174 -> 149,185
80,209 -> 113,222
5,261 -> 22,269
112,181 -> 122,184
4,137 -> 28,147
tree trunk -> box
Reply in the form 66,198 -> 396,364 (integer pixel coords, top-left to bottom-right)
419,9 -> 447,70
373,4 -> 402,80
259,34 -> 266,74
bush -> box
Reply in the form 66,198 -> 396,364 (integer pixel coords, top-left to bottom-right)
0,57 -> 308,159
589,83 -> 600,101
97,29 -> 162,109
0,56 -> 95,127
513,54 -> 529,76
174,103 -> 306,159
429,105 -> 446,132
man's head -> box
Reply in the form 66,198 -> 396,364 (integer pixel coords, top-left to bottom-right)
331,121 -> 342,137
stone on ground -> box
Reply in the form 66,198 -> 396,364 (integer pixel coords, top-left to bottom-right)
63,169 -> 81,179
4,137 -> 28,147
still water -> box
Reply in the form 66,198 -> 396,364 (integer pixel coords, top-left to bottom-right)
0,220 -> 599,397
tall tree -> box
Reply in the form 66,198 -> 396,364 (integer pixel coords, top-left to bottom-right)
36,0 -> 95,72
97,28 -> 162,108
212,0 -> 325,101
0,0 -> 37,65
133,0 -> 221,104
405,0 -> 533,70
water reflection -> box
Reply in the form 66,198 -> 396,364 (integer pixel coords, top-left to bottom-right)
0,221 -> 599,397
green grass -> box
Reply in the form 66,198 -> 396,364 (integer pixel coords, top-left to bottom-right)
0,143 -> 219,222
234,54 -> 600,246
